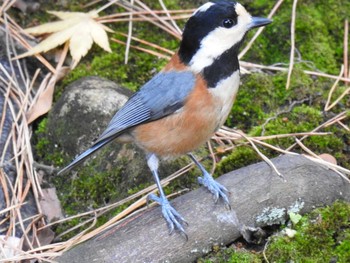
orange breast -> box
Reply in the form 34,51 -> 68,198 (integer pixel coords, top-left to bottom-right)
132,76 -> 222,158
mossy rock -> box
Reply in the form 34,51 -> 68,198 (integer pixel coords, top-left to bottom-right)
265,201 -> 350,262
199,201 -> 350,263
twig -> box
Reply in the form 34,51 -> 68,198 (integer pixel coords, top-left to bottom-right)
235,131 -> 285,180
115,0 -> 181,39
324,65 -> 350,111
295,139 -> 350,183
286,0 -> 298,90
3,15 -> 56,73
98,14 -> 191,23
303,155 -> 350,179
217,127 -> 330,142
240,61 -> 350,83
0,0 -> 16,15
125,0 -> 134,64
344,19 -> 348,80
112,38 -> 172,59
54,212 -> 98,241
134,0 -> 180,37
207,141 -> 217,175
96,0 -> 120,14
33,162 -> 59,175
99,9 -> 193,20
158,0 -> 182,35
263,238 -> 271,263
337,121 -> 349,131
116,32 -> 175,55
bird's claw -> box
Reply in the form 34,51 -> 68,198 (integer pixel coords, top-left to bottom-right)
198,173 -> 231,209
147,193 -> 188,237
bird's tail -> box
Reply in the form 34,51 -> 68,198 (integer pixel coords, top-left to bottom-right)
57,139 -> 111,175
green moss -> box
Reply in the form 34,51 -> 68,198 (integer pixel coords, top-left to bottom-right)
253,105 -> 323,137
51,157 -> 130,238
228,69 -> 316,130
198,247 -> 262,263
33,118 -> 65,166
226,252 -> 262,263
34,118 -> 49,155
244,0 -> 349,74
226,73 -> 273,129
265,201 -> 350,262
216,146 -> 260,175
53,146 -> 130,214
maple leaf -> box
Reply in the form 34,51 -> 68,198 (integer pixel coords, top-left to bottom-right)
17,10 -> 112,67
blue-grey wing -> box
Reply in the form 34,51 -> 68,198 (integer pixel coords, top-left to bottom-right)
97,70 -> 196,142
58,70 -> 195,174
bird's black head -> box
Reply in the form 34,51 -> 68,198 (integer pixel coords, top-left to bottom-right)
179,0 -> 271,73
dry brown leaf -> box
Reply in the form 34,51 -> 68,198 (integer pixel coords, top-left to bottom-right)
32,228 -> 55,250
17,10 -> 112,67
215,146 -> 226,153
318,153 -> 337,165
39,188 -> 64,222
26,74 -> 56,124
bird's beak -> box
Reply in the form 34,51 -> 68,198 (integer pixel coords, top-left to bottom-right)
249,17 -> 272,29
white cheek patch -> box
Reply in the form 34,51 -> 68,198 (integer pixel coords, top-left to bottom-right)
189,27 -> 241,72
189,3 -> 253,73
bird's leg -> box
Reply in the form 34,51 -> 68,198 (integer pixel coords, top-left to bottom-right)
188,153 -> 230,208
146,153 -> 187,236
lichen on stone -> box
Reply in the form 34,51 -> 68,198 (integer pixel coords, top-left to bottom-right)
256,206 -> 287,226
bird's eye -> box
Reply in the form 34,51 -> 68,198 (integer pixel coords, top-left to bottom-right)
222,18 -> 235,28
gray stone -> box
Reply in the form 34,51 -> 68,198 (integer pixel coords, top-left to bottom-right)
47,76 -> 133,156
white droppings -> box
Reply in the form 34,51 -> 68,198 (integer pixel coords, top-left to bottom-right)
215,210 -> 239,226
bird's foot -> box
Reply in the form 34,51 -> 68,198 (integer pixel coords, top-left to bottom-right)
147,193 -> 188,238
198,172 -> 231,209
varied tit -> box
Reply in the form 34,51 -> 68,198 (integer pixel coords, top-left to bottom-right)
58,0 -> 271,237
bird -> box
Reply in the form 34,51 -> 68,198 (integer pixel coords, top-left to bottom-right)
58,0 -> 271,236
